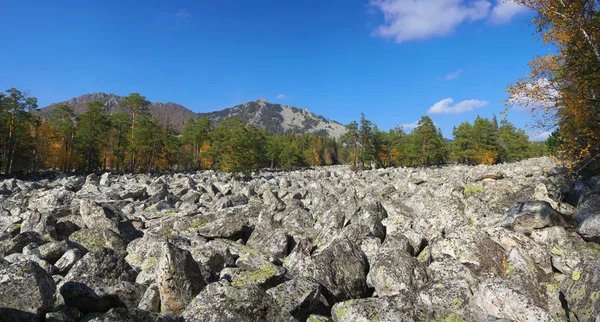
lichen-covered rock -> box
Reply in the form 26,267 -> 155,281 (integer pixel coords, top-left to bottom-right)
138,284 -> 160,312
430,227 -> 505,279
0,231 -> 47,257
38,240 -> 71,264
194,213 -> 252,240
59,277 -> 146,313
266,278 -> 330,320
473,278 -> 554,321
79,200 -> 140,242
302,237 -> 370,301
3,253 -> 57,275
62,248 -> 138,282
125,234 -> 164,285
88,308 -> 177,322
342,201 -> 388,244
331,294 -> 433,322
181,283 -> 295,322
575,190 -> 600,222
0,260 -> 55,320
559,259 -> 600,321
366,235 -> 427,297
55,248 -> 83,275
505,201 -> 568,235
20,210 -> 57,240
68,228 -> 127,253
156,242 -> 205,315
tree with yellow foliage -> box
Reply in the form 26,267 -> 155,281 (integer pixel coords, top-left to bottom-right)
508,0 -> 600,170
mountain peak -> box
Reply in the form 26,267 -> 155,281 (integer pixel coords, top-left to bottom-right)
198,99 -> 345,138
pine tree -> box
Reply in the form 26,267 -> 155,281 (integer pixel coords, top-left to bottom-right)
119,93 -> 150,172
49,104 -> 76,172
75,101 -> 110,172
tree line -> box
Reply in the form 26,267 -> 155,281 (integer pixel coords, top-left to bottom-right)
0,89 -> 545,176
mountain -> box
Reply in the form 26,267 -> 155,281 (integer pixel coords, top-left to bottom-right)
39,94 -> 346,138
198,98 -> 346,138
38,93 -> 197,133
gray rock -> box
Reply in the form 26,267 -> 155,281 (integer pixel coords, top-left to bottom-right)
0,260 -> 55,320
68,228 -> 127,253
0,231 -> 47,257
473,278 -> 553,321
181,282 -> 295,322
331,294 -> 432,322
366,235 -> 427,297
566,180 -> 591,206
194,213 -> 252,240
505,201 -> 568,234
63,248 -> 137,282
88,308 -> 177,322
266,278 -> 330,321
55,248 -> 84,275
38,240 -> 71,264
59,276 -> 146,313
20,210 -> 57,239
3,253 -> 57,275
80,200 -> 140,242
156,242 -> 205,315
125,234 -> 165,285
45,306 -> 81,322
138,284 -> 160,312
560,259 -> 600,322
303,237 -> 370,301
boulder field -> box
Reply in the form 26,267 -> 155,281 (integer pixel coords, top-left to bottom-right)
1,157 -> 600,321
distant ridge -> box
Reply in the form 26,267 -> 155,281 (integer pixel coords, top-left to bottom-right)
39,94 -> 346,137
198,98 -> 346,138
38,93 -> 196,133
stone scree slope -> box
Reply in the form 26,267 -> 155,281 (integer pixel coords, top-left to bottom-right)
1,157 -> 600,321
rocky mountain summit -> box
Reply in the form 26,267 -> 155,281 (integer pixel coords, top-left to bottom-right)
1,158 -> 600,321
197,98 -> 346,138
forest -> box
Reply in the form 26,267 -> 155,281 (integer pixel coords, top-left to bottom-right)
0,89 -> 545,176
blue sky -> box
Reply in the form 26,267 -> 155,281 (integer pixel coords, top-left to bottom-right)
0,0 -> 552,140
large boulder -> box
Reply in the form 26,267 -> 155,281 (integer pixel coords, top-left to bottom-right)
20,210 -> 57,240
366,235 -> 427,297
473,278 -> 554,321
505,201 -> 568,235
301,237 -> 370,301
266,278 -> 330,321
59,277 -> 146,314
88,308 -> 176,322
0,231 -> 47,257
181,283 -> 295,322
68,228 -> 127,253
331,294 -> 433,322
0,260 -> 55,321
79,200 -> 140,242
574,190 -> 600,241
156,242 -> 205,315
559,259 -> 600,322
63,248 -> 138,282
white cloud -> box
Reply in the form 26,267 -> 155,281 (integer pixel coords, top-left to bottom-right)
369,0 -> 491,43
445,69 -> 464,80
530,131 -> 552,141
428,98 -> 488,114
490,0 -> 530,24
508,78 -> 560,111
176,9 -> 192,22
276,94 -> 288,100
399,120 -> 420,130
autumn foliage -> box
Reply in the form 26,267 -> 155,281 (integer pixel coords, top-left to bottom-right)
508,0 -> 600,171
